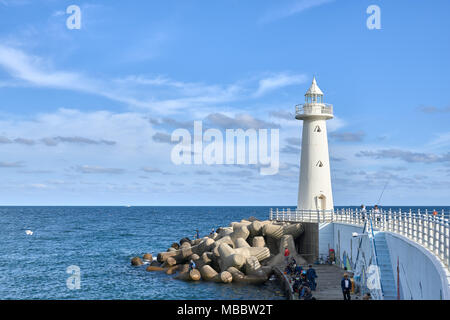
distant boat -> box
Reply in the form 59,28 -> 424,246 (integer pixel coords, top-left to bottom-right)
25,230 -> 33,236
125,205 -> 132,208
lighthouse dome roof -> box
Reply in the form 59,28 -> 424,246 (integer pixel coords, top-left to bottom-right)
305,77 -> 323,96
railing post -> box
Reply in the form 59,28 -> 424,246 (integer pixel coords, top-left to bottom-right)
445,216 -> 449,267
270,208 -> 273,221
438,214 -> 443,259
406,209 -> 409,239
424,210 -> 429,249
419,209 -> 423,245
386,209 -> 390,231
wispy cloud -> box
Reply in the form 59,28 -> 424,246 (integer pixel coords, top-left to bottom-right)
74,165 -> 125,174
205,113 -> 280,130
330,131 -> 365,142
270,110 -> 295,121
152,132 -> 176,144
0,161 -> 24,168
253,73 -> 307,97
418,105 -> 450,114
0,45 -> 155,109
0,135 -> 116,146
259,0 -> 335,24
356,149 -> 450,164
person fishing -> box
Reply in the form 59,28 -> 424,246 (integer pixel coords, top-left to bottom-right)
374,204 -> 381,223
298,271 -> 313,300
188,259 -> 196,271
373,178 -> 389,224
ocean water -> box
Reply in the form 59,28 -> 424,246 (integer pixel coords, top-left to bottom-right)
0,206 -> 448,300
0,206 -> 286,300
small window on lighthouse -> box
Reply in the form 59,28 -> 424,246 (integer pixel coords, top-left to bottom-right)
314,125 -> 321,132
316,161 -> 324,167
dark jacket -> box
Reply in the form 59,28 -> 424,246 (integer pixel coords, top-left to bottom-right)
292,279 -> 302,292
341,278 -> 352,291
306,268 -> 317,280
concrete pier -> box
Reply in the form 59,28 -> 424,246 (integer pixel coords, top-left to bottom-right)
284,264 -> 349,300
304,265 -> 346,300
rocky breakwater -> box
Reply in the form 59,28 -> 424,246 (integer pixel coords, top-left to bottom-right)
130,217 -> 306,285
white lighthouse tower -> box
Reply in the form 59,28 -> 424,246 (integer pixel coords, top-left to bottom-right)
296,77 -> 334,211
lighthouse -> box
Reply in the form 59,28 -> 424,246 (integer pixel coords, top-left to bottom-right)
296,77 -> 334,211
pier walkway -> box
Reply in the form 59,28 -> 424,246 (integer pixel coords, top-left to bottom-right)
282,264 -> 349,300
270,207 -> 450,300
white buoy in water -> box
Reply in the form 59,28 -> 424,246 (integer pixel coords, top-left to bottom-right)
25,230 -> 33,235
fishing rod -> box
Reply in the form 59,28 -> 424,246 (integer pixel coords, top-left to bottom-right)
376,178 -> 390,206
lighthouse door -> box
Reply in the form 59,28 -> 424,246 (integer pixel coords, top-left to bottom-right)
316,194 -> 326,211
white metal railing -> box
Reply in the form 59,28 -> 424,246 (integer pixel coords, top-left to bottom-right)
269,208 -> 450,271
295,103 -> 333,117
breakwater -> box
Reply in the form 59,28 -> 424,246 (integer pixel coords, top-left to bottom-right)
131,216 -> 307,296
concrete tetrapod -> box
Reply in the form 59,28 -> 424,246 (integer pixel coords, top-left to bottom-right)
143,253 -> 153,261
200,265 -> 233,283
227,267 -> 267,284
218,243 -> 246,271
131,257 -> 143,266
146,265 -> 166,272
157,238 -> 215,264
266,234 -> 307,267
247,220 -> 263,237
234,247 -> 270,262
244,256 -> 266,277
235,238 -> 251,248
212,236 -> 234,256
161,256 -> 177,268
252,236 -> 266,248
229,225 -> 250,244
230,221 -> 251,229
174,264 -> 201,281
217,227 -> 233,239
262,222 -> 304,240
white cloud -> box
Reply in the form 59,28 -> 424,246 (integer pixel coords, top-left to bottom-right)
0,45 -> 158,110
429,132 -> 450,148
0,45 -> 313,115
254,73 -> 307,97
259,0 -> 335,24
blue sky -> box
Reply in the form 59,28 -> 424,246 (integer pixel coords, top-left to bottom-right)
0,0 -> 449,206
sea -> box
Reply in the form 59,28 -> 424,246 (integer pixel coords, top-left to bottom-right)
0,206 -> 448,300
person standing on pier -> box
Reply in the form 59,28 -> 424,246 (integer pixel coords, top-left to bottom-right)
306,265 -> 318,291
341,273 -> 352,300
361,204 -> 367,220
374,205 -> 381,223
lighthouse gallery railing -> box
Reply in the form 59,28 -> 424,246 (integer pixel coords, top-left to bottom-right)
269,207 -> 450,271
